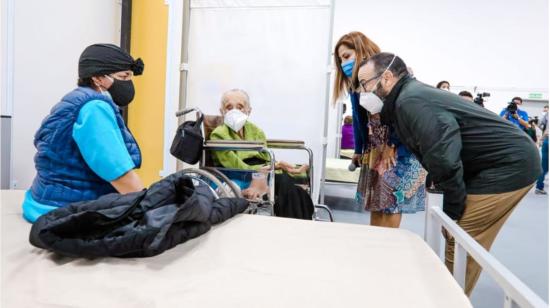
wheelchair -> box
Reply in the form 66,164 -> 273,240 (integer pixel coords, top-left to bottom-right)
174,107 -> 334,222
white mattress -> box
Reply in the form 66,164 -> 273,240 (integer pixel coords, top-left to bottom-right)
1,190 -> 471,308
325,157 -> 360,183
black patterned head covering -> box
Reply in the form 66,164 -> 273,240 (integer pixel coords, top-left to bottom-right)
78,43 -> 144,78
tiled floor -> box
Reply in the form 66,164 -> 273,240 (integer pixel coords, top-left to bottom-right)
322,182 -> 549,308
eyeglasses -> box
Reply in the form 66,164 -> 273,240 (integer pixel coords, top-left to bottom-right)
358,74 -> 382,92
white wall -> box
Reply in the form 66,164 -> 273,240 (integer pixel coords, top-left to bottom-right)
327,0 -> 549,156
0,0 -> 3,115
9,0 -> 121,189
1,0 -> 13,116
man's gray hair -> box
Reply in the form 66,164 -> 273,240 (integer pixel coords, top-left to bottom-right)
220,89 -> 251,108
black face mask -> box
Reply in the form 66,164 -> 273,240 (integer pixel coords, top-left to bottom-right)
108,78 -> 135,107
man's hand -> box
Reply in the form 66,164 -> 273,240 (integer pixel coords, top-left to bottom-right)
442,219 -> 459,241
442,227 -> 453,241
375,145 -> 396,175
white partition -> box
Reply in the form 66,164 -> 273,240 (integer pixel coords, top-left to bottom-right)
186,0 -> 332,200
8,0 -> 121,189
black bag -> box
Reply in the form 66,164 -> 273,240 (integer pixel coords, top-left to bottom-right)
170,114 -> 204,164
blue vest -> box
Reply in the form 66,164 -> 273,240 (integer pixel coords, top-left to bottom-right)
30,87 -> 141,207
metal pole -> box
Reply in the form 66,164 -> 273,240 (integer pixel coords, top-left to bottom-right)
335,101 -> 343,157
319,0 -> 336,204
176,0 -> 191,171
120,0 -> 132,123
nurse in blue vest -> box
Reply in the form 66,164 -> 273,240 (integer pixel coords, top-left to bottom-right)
22,44 -> 146,223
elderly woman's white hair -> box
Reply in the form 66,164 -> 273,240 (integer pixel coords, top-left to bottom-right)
220,89 -> 251,109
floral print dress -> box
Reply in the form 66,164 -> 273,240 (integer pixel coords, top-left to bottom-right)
356,115 -> 427,214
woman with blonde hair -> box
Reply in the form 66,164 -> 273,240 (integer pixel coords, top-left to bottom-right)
332,32 -> 426,228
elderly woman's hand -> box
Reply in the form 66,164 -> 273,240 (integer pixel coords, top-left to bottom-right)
242,173 -> 269,201
286,164 -> 309,174
276,161 -> 309,174
275,161 -> 293,171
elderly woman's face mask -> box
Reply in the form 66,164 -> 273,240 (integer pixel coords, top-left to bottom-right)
224,109 -> 248,132
221,96 -> 250,132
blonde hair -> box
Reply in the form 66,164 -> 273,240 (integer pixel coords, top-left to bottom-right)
332,32 -> 380,104
220,89 -> 251,109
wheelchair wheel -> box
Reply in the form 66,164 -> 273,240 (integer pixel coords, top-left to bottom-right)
179,168 -> 233,199
200,167 -> 242,198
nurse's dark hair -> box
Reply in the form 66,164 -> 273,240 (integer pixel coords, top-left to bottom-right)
77,77 -> 94,87
358,53 -> 408,82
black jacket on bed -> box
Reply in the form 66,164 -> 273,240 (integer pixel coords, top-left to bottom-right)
29,171 -> 248,258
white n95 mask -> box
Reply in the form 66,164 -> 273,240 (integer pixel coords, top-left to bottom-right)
224,109 -> 248,132
360,92 -> 384,114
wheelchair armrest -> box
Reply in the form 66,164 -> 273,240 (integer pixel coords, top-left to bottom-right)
266,139 -> 305,149
204,140 -> 265,151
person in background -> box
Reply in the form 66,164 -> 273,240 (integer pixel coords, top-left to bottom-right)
539,105 -> 548,132
535,127 -> 549,195
22,44 -> 145,223
532,117 -> 543,143
357,52 -> 541,295
341,115 -> 355,149
458,91 -> 474,102
533,117 -> 543,143
333,32 -> 426,228
500,96 -> 530,131
436,80 -> 450,91
525,118 -> 538,143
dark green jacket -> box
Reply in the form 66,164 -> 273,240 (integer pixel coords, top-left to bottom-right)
384,76 -> 540,220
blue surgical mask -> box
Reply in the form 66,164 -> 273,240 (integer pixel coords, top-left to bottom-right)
341,59 -> 355,78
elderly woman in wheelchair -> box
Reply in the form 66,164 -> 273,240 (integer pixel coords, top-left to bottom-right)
208,89 -> 313,219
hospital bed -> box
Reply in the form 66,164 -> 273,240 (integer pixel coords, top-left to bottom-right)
324,156 -> 360,184
1,189 -> 472,308
321,151 -> 361,210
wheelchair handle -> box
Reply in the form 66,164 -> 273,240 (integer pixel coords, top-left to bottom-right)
175,107 -> 203,118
